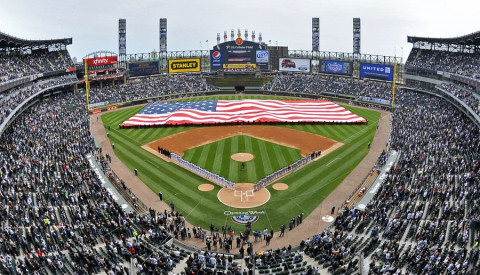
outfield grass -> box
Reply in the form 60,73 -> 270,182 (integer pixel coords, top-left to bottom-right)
101,95 -> 380,233
183,135 -> 302,183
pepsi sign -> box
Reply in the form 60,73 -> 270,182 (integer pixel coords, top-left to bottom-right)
212,51 -> 221,60
210,50 -> 223,70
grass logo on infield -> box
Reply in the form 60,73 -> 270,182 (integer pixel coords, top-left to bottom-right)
231,215 -> 259,225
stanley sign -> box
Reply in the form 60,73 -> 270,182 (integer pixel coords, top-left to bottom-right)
168,58 -> 201,73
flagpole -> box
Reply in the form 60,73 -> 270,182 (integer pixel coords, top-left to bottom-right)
84,59 -> 90,111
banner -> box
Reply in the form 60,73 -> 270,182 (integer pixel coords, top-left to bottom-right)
86,56 -> 118,67
119,19 -> 126,55
159,18 -> 167,52
360,63 -> 394,81
279,58 -> 311,73
353,18 -> 361,54
319,61 -> 352,75
129,61 -> 159,77
168,58 -> 201,73
312,18 -> 319,51
222,64 -> 256,70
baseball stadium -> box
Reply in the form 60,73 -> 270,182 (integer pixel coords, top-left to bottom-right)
1,6 -> 480,275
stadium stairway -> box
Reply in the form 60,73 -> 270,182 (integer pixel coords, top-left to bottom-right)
286,79 -> 296,91
345,170 -> 379,208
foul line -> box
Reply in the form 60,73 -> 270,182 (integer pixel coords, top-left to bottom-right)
262,205 -> 274,231
184,197 -> 204,220
293,200 -> 308,214
342,121 -> 377,143
326,157 -> 340,167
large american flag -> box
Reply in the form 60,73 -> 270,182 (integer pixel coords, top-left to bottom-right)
120,100 -> 366,127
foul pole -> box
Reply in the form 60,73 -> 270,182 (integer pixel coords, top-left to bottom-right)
391,56 -> 397,108
84,59 -> 90,111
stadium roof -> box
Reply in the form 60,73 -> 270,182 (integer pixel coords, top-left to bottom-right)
0,31 -> 72,50
408,30 -> 480,46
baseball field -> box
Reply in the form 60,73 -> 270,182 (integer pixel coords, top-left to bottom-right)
101,95 -> 380,233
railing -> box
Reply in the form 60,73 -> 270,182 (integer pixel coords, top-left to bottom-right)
102,160 -> 149,215
0,74 -> 39,93
254,150 -> 321,191
0,77 -> 78,136
170,153 -> 236,190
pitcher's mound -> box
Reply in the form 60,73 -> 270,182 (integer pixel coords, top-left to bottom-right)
272,183 -> 289,190
218,183 -> 270,208
198,184 -> 214,192
231,153 -> 254,162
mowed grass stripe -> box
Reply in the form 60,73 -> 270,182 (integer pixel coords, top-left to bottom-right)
267,142 -> 282,168
196,143 -> 212,167
219,138 -> 232,180
228,136 -> 239,181
211,139 -> 225,175
255,138 -> 273,175
244,136 -> 257,181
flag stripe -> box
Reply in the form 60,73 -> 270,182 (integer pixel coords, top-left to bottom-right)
121,100 -> 366,126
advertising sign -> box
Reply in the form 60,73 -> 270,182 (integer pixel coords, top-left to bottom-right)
279,58 -> 311,73
86,56 -> 118,67
128,61 -> 159,77
168,58 -> 201,73
222,64 -> 256,70
256,50 -> 269,63
360,63 -> 393,81
319,60 -> 353,75
210,50 -> 223,70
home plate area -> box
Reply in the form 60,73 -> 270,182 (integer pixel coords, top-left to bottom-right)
217,183 -> 271,209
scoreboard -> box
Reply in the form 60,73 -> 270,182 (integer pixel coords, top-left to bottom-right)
210,39 -> 269,71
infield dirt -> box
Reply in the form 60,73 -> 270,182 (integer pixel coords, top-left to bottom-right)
143,125 -> 340,157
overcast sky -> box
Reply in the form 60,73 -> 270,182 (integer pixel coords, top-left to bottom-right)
1,0 -> 479,62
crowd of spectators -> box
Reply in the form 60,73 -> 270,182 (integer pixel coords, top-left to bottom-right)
0,50 -> 74,83
3,46 -> 480,274
0,75 -> 77,123
262,74 -> 393,102
301,89 -> 480,274
86,73 -> 394,108
87,74 -> 216,106
406,48 -> 480,79
0,88 -> 195,274
438,82 -> 480,116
